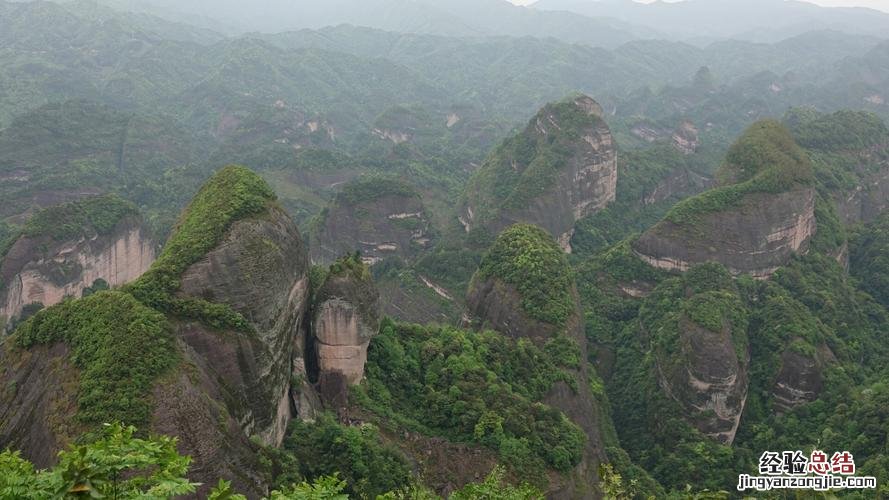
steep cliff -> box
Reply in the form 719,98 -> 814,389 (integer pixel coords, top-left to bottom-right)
634,120 -> 816,278
461,95 -> 617,252
310,177 -> 433,266
785,108 -> 889,225
642,264 -> 750,444
0,166 -> 313,496
466,224 -> 608,498
0,195 -> 155,331
310,256 -> 380,407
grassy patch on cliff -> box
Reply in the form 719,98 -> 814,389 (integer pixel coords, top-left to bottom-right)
475,224 -> 574,327
14,291 -> 176,428
664,120 -> 813,226
125,165 -> 275,330
356,319 -> 584,482
21,194 -> 140,242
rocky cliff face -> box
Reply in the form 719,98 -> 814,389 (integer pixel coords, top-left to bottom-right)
0,197 -> 156,331
671,120 -> 700,155
633,120 -> 817,278
655,317 -> 748,444
0,167 -> 315,496
641,263 -> 750,445
771,344 -> 834,412
310,259 -> 380,407
310,178 -> 433,266
466,225 -> 607,498
0,220 -> 155,330
634,187 -> 817,278
462,95 -> 617,252
175,204 -> 310,448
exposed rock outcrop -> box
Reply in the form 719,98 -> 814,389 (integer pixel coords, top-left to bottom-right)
310,257 -> 381,406
175,204 -> 310,448
0,167 -> 314,497
635,187 -> 817,278
310,178 -> 433,266
642,263 -> 750,445
634,120 -> 816,278
0,196 -> 155,331
771,344 -> 834,412
655,317 -> 748,444
462,95 -> 617,252
466,224 -> 607,498
671,120 -> 700,155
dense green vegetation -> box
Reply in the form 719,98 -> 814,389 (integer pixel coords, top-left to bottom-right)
20,194 -> 139,242
125,165 -> 275,330
464,97 -> 606,224
0,423 -> 379,500
786,108 -> 889,152
335,177 -> 419,206
665,120 -> 813,226
14,291 -> 176,429
0,423 -> 196,499
581,238 -> 889,493
358,320 -> 584,482
275,414 -> 412,498
851,211 -> 889,309
571,145 -> 715,256
475,224 -> 575,326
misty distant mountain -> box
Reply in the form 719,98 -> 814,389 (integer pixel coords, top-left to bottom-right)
532,0 -> 889,43
96,0 -> 658,48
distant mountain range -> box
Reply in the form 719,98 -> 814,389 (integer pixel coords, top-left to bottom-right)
82,0 -> 889,46
532,0 -> 889,42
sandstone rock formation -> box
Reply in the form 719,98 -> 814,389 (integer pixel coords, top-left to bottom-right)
633,120 -> 816,278
175,203 -> 310,448
642,263 -> 750,445
310,177 -> 433,266
634,187 -> 816,278
461,95 -> 617,253
655,317 -> 748,444
310,257 -> 381,406
671,120 -> 700,154
771,344 -> 834,412
0,196 -> 155,331
0,167 -> 316,496
466,224 -> 607,498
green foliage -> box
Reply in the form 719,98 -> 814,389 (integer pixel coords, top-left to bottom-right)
277,413 -> 411,499
0,221 -> 18,259
665,120 -> 813,225
21,194 -> 139,242
327,252 -> 371,282
0,423 -> 196,499
476,224 -> 574,326
786,108 -> 889,152
125,165 -> 275,330
336,177 -> 418,206
851,211 -> 889,309
464,96 -> 605,224
14,291 -> 176,428
449,466 -> 542,500
358,320 -> 585,476
571,146 -> 702,257
81,278 -> 109,298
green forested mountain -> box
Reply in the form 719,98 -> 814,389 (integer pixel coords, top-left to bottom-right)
2,0 -> 889,498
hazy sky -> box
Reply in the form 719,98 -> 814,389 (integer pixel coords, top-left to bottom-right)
509,0 -> 889,13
